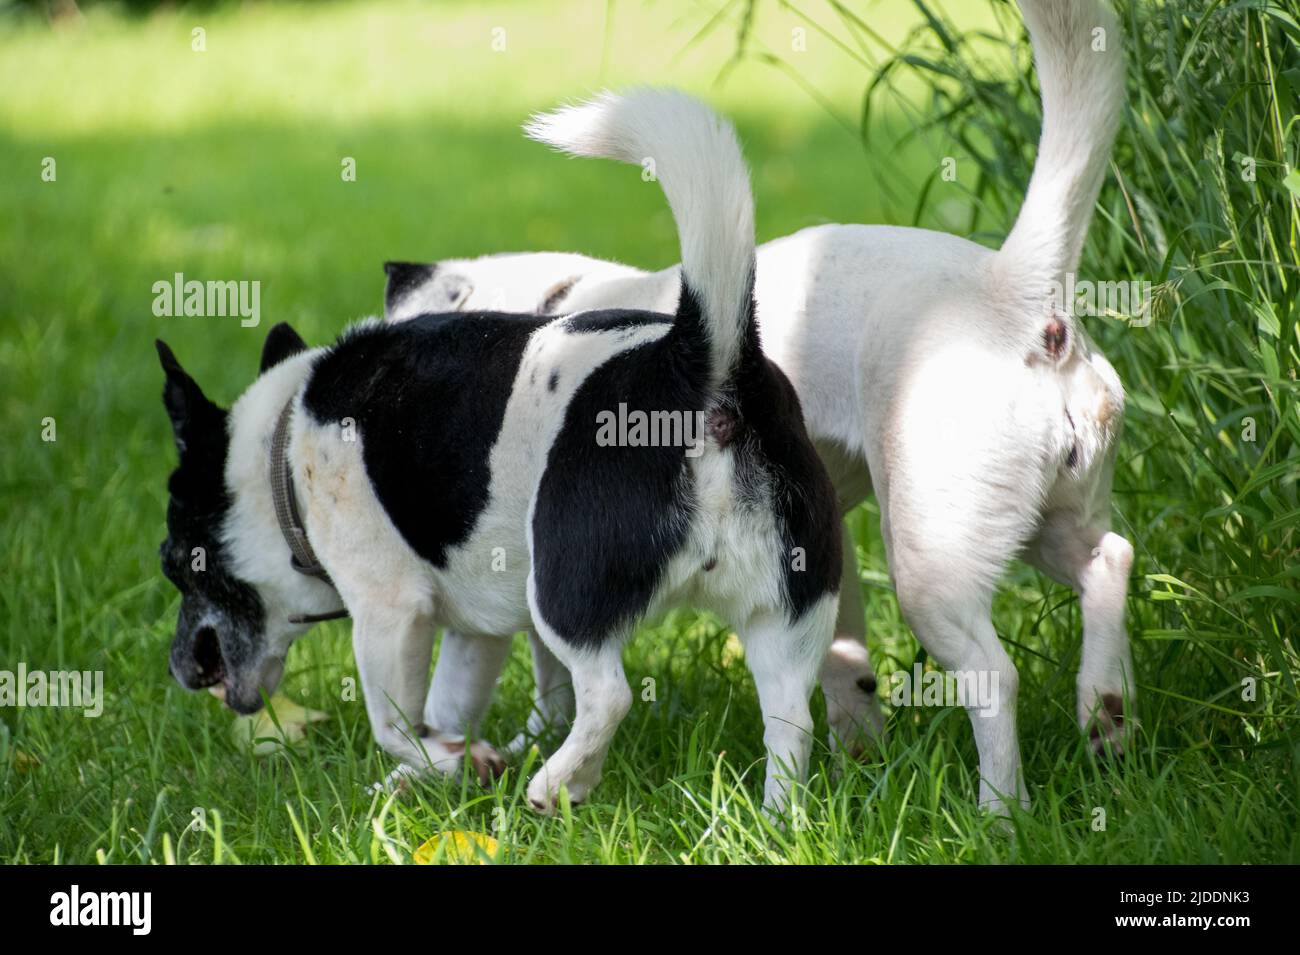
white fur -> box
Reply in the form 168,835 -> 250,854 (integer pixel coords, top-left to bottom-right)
387,252 -> 644,321
221,350 -> 344,693
995,0 -> 1126,303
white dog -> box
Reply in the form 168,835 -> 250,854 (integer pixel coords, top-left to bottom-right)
386,0 -> 1132,812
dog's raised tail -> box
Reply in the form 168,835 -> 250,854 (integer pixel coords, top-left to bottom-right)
526,89 -> 755,387
995,0 -> 1124,306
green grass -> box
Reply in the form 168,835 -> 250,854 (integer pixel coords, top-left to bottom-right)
0,0 -> 1297,864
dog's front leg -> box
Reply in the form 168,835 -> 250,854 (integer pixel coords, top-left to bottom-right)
422,630 -> 510,779
353,606 -> 497,785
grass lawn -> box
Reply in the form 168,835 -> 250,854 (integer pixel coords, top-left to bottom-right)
0,0 -> 1296,864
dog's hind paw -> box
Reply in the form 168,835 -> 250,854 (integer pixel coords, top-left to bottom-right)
1084,692 -> 1136,760
525,764 -> 598,814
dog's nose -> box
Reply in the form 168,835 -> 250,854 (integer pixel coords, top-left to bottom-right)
172,625 -> 225,688
192,626 -> 223,681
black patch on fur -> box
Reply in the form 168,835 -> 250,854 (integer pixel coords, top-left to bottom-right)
728,330 -> 842,623
667,280 -> 711,364
157,340 -> 225,456
667,272 -> 759,383
564,309 -> 668,334
383,261 -> 436,313
303,312 -> 545,566
1064,408 -> 1079,469
531,332 -> 704,646
159,520 -> 267,700
547,370 -> 559,393
531,287 -> 839,644
260,322 -> 307,374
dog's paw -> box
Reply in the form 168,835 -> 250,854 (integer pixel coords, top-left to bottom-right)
423,737 -> 507,786
525,767 -> 594,814
1086,693 -> 1136,760
525,773 -> 563,814
820,638 -> 887,760
370,738 -> 506,794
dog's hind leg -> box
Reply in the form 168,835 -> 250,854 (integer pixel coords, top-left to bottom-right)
504,630 -> 575,759
353,606 -> 504,787
891,551 -> 1027,815
1026,516 -> 1135,755
820,525 -> 886,758
740,598 -> 837,816
523,622 -> 631,813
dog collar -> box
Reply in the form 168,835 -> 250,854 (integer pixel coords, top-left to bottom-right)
270,400 -> 349,625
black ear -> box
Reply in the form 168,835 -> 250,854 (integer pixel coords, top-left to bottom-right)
383,261 -> 435,317
260,322 -> 308,373
383,261 -> 471,317
156,339 -> 222,455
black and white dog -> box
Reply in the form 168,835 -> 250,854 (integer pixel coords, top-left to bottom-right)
156,90 -> 841,812
383,0 -> 1133,813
